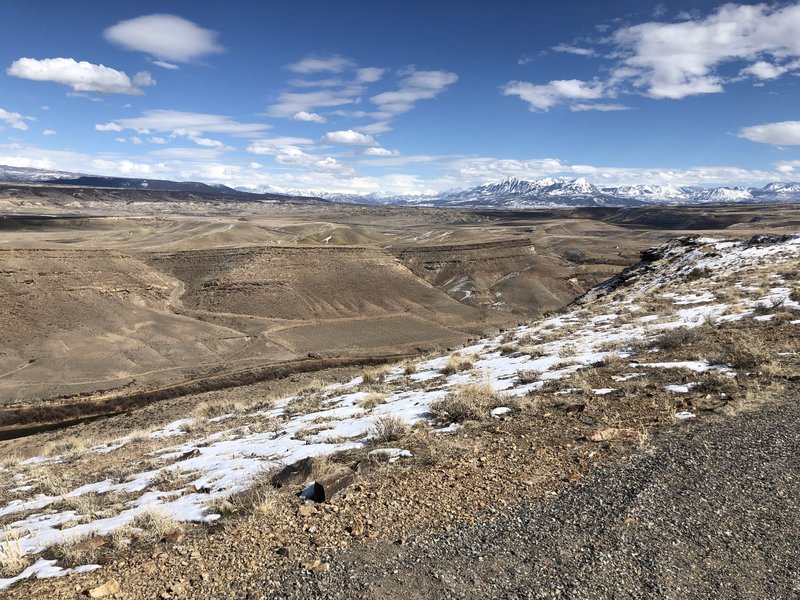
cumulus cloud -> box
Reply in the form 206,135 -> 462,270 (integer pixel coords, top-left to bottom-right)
502,79 -> 604,111
96,122 -> 123,132
42,129 -> 57,136
96,109 -> 270,136
508,3 -> 800,112
104,14 -> 223,64
611,3 -> 800,99
292,111 -> 326,123
0,107 -> 30,130
8,57 -> 154,95
287,55 -> 355,74
321,130 -> 377,145
740,60 -> 799,80
739,121 -> 800,145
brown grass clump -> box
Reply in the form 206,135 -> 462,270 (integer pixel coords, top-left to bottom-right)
362,365 -> 392,386
516,370 -> 541,384
441,353 -> 474,375
359,392 -> 386,411
403,359 -> 417,375
49,531 -> 104,567
499,343 -> 518,355
370,415 -> 410,443
430,382 -> 500,423
0,528 -> 29,577
649,326 -> 702,351
130,508 -> 184,543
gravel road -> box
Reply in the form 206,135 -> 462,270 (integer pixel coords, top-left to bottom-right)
270,393 -> 799,599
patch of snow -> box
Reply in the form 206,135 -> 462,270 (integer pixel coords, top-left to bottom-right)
491,406 -> 513,418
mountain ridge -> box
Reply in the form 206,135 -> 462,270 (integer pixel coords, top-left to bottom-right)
2,165 -> 799,208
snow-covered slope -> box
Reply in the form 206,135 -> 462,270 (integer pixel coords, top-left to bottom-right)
694,187 -> 754,203
0,165 -> 79,182
256,178 -> 800,208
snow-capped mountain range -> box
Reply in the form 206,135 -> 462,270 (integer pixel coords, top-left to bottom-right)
2,165 -> 800,207
239,176 -> 800,207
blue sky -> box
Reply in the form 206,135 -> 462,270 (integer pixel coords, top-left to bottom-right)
1,1 -> 799,193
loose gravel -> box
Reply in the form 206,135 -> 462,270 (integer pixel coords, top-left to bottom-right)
269,392 -> 800,599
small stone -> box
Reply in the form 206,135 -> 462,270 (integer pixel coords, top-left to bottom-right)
163,530 -> 185,543
88,579 -> 121,598
298,503 -> 317,518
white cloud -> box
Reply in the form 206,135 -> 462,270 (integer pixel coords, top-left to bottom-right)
96,122 -> 123,132
570,103 -> 630,112
775,160 -> 800,173
0,107 -> 30,130
357,121 -> 393,135
245,137 -> 315,155
740,60 -> 798,80
510,3 -> 800,113
152,60 -> 180,70
148,147 -> 224,160
188,136 -> 224,148
288,77 -> 344,88
503,79 -> 604,111
552,44 -> 597,57
739,121 -> 800,145
268,88 -> 361,118
42,129 -> 57,136
149,136 -> 167,144
130,136 -> 144,145
371,68 -> 458,115
7,57 -> 154,95
104,14 -> 223,64
363,147 -> 396,156
292,111 -> 326,123
96,109 -> 270,136
611,3 -> 800,99
321,130 -> 377,146
287,55 -> 354,74
357,67 -> 386,83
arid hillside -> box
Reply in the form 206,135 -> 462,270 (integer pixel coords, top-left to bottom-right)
0,233 -> 797,598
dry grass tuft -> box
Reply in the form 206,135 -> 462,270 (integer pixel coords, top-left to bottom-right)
430,382 -> 500,423
130,508 -> 184,543
49,531 -> 103,567
359,392 -> 386,411
649,326 -> 702,351
442,353 -> 474,375
362,365 -> 392,386
403,359 -> 417,375
370,415 -> 410,443
0,527 -> 29,578
516,369 -> 541,384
